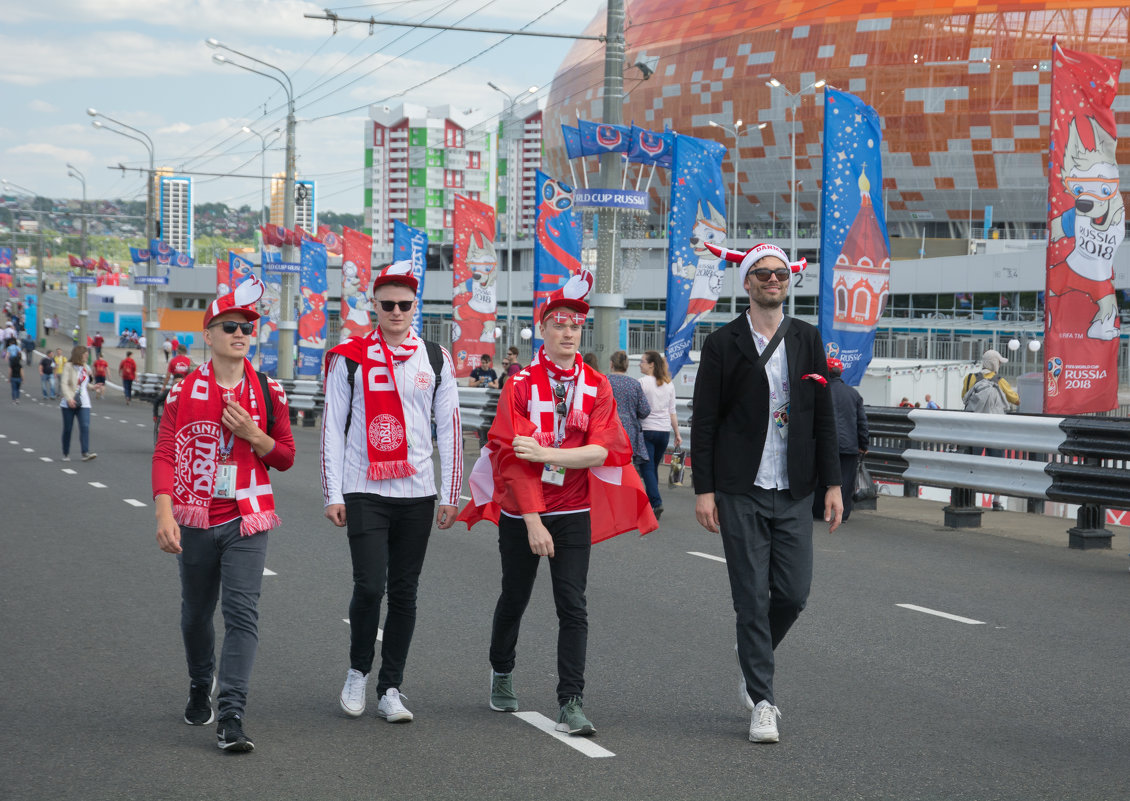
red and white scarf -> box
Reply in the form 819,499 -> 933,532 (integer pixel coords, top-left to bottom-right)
169,358 -> 280,536
525,347 -> 599,447
326,328 -> 419,481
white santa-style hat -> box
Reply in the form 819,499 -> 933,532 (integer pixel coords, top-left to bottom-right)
203,275 -> 264,328
540,270 -> 595,322
703,242 -> 807,277
371,260 -> 418,293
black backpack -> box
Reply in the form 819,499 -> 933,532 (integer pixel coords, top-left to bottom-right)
254,370 -> 275,432
343,340 -> 444,436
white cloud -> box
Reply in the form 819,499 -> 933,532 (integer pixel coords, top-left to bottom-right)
0,33 -> 207,86
29,100 -> 59,113
7,142 -> 93,164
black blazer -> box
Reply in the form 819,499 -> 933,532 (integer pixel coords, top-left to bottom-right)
691,311 -> 841,499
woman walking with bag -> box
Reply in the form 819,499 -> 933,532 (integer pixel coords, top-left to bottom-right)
59,345 -> 96,461
638,350 -> 682,520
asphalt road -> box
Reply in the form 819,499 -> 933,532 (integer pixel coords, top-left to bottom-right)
2,383 -> 1129,801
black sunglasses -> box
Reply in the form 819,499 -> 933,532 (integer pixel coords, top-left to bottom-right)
553,382 -> 567,416
749,268 -> 791,282
379,300 -> 414,312
210,321 -> 255,335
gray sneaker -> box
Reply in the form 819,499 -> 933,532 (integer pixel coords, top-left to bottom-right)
555,697 -> 595,736
489,671 -> 518,712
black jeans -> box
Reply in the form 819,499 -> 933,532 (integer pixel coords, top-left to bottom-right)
490,512 -> 592,705
344,494 -> 434,695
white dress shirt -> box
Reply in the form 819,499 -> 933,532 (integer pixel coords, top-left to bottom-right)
747,313 -> 790,490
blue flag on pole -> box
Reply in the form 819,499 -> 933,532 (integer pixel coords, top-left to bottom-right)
818,88 -> 890,386
129,247 -> 150,264
577,120 -> 631,155
297,240 -> 328,378
664,134 -> 728,377
393,219 -> 429,335
533,170 -> 582,351
561,125 -> 584,160
258,253 -> 282,376
628,125 -> 673,167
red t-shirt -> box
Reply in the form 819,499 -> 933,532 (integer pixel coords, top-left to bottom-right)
94,358 -> 108,377
119,358 -> 137,380
168,355 -> 191,379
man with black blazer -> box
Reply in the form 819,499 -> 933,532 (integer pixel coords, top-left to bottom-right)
692,241 -> 842,744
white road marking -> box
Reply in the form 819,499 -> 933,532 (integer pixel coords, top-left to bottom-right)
263,568 -> 277,576
40,457 -> 52,462
123,499 -> 146,507
119,419 -> 128,423
23,447 -> 34,452
62,468 -> 77,475
688,551 -> 727,564
896,604 -> 985,625
8,440 -> 19,445
512,712 -> 615,758
0,434 -> 6,438
137,423 -> 145,427
341,620 -> 382,640
89,482 -> 107,489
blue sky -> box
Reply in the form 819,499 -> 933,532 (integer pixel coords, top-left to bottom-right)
1,0 -> 606,213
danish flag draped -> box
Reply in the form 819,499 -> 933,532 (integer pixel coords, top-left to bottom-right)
1043,39 -> 1123,414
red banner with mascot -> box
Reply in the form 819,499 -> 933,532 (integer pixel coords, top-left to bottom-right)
1044,39 -> 1123,414
451,194 -> 498,379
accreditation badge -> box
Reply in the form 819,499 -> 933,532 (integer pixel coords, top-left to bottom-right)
213,464 -> 237,499
541,464 -> 566,486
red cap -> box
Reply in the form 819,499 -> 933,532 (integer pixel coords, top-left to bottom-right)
371,260 -> 418,294
826,357 -> 844,373
203,276 -> 263,329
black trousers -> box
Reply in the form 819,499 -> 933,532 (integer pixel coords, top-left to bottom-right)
344,494 -> 434,696
813,453 -> 860,521
490,512 -> 591,705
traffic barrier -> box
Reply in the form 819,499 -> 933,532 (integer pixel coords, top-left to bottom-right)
863,407 -> 1130,549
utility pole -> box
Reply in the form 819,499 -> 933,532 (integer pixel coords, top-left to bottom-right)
589,0 -> 625,359
66,164 -> 89,345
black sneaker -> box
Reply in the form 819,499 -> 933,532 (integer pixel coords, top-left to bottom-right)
184,680 -> 215,726
216,715 -> 254,752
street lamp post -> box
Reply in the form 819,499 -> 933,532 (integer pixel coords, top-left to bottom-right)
242,126 -> 281,250
709,119 -> 766,313
767,77 -> 825,317
88,107 -> 160,374
65,164 -> 89,345
1,180 -> 47,349
210,39 -> 297,380
488,81 -> 537,348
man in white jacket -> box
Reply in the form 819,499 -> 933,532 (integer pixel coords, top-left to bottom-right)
320,261 -> 462,724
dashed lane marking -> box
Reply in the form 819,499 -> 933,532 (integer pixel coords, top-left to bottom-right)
896,604 -> 986,626
512,712 -> 616,758
89,482 -> 107,489
8,440 -> 19,445
688,551 -> 727,564
263,568 -> 277,576
23,447 -> 33,452
123,499 -> 146,507
341,620 -> 383,640
40,457 -> 52,462
62,469 -> 77,475
119,419 -> 128,423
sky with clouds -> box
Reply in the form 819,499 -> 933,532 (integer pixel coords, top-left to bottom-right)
1,0 -> 606,213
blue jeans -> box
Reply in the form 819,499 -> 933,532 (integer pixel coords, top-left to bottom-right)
178,520 -> 269,719
60,406 -> 91,456
10,377 -> 21,401
41,375 -> 55,399
640,430 -> 670,509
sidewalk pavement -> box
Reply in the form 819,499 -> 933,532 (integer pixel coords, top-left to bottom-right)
855,493 -> 1130,560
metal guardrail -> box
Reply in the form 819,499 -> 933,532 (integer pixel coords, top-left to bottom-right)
864,407 -> 1130,548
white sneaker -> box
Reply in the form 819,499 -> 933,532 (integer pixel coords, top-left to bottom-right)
376,688 -> 413,723
339,669 -> 367,717
749,700 -> 781,743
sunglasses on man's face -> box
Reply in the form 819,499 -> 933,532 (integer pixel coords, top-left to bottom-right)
379,300 -> 414,313
749,268 -> 792,282
210,321 -> 255,335
553,382 -> 568,416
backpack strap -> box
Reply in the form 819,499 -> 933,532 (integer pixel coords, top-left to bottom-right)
254,370 -> 275,433
343,341 -> 444,437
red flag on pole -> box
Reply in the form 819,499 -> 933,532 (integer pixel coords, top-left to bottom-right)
1044,38 -> 1123,414
340,227 -> 374,340
451,194 -> 498,378
68,254 -> 83,268
318,224 -> 343,255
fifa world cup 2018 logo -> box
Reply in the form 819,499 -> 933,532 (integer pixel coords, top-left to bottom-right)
825,342 -> 841,360
1047,356 -> 1064,397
